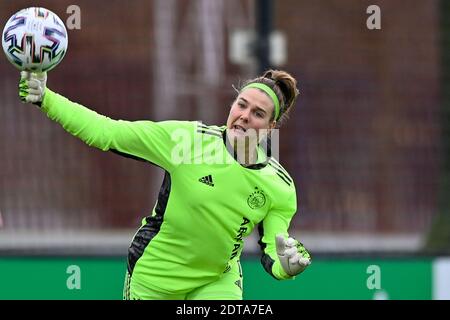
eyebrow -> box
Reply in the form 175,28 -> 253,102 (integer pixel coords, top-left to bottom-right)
239,97 -> 267,114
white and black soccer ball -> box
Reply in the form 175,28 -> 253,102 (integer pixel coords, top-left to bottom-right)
2,7 -> 68,72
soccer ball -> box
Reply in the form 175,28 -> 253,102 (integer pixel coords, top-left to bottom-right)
2,7 -> 68,72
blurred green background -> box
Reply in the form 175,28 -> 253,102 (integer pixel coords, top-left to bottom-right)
0,257 -> 434,300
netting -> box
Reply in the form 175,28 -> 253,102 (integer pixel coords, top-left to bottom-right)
0,0 -> 441,252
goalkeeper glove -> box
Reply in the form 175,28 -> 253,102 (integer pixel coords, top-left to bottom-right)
276,234 -> 311,276
19,71 -> 47,105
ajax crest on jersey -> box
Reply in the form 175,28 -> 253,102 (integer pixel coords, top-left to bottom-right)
2,7 -> 68,72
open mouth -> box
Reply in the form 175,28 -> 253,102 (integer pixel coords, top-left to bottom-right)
233,125 -> 247,133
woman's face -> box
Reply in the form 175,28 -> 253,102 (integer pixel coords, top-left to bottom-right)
226,88 -> 276,142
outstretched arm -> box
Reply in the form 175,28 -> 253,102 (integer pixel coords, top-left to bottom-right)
18,71 -> 190,172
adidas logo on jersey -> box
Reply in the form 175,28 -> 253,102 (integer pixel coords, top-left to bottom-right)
199,175 -> 214,187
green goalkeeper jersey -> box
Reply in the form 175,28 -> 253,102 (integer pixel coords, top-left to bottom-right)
41,89 -> 298,294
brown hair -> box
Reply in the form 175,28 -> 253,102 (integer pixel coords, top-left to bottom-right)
240,69 -> 300,126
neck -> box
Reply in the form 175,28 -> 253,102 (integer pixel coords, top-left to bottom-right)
225,131 -> 259,166
235,144 -> 258,165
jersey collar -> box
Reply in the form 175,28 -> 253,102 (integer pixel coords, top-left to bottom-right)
222,128 -> 270,170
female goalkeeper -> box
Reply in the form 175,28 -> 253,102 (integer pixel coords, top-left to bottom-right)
19,69 -> 311,300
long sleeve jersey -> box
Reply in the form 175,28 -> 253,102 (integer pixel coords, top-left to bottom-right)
41,89 -> 298,294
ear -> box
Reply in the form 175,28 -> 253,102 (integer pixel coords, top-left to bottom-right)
264,122 -> 276,137
269,120 -> 276,130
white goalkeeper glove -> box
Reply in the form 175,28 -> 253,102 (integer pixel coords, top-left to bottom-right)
19,71 -> 47,105
276,234 -> 311,276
